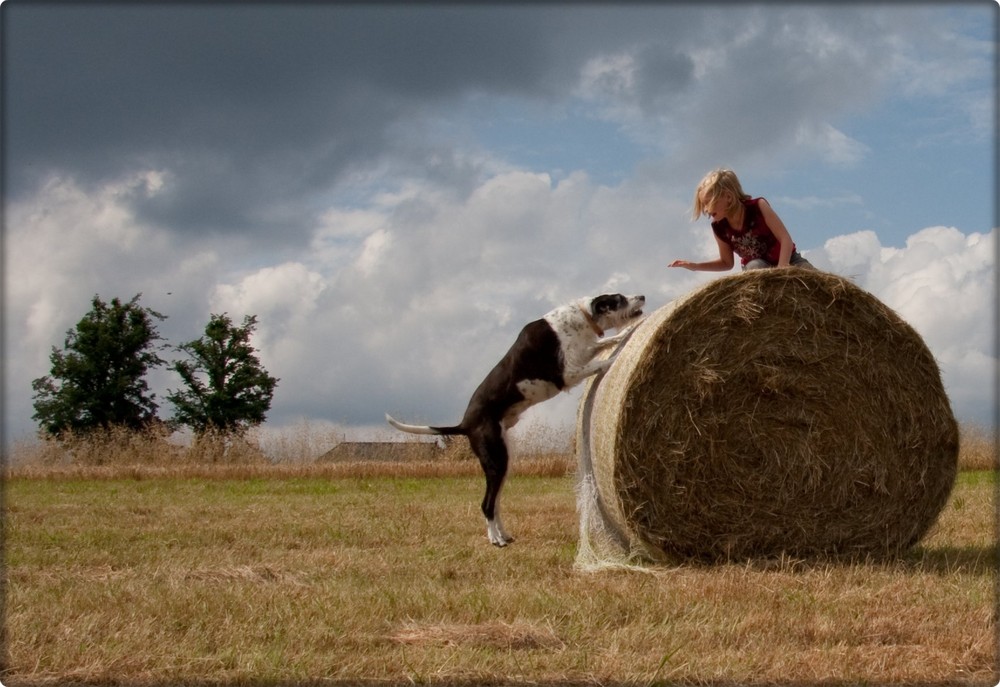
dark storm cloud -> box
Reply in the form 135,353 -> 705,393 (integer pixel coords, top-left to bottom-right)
633,44 -> 696,114
5,4 -> 591,238
4,3 -> 902,240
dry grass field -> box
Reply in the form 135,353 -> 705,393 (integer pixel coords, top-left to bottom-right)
2,425 -> 997,686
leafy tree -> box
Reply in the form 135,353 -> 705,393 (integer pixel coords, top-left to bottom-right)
31,294 -> 167,436
167,314 -> 279,435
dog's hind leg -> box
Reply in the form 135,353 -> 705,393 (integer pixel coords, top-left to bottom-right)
469,422 -> 513,547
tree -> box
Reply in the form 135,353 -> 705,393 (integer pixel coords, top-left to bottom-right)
31,294 -> 167,436
167,314 -> 278,435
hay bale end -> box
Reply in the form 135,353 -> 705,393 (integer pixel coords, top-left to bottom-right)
579,269 -> 958,563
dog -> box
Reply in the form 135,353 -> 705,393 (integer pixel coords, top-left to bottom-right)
386,293 -> 645,547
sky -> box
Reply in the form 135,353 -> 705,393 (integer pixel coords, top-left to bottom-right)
2,2 -> 996,452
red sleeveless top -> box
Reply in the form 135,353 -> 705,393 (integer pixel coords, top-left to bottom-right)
711,197 -> 793,266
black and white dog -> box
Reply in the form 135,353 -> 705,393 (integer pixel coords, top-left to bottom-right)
386,293 -> 645,547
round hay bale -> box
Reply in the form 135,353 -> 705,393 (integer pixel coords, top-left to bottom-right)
579,269 -> 958,562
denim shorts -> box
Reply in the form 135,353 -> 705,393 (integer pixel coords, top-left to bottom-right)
742,251 -> 816,271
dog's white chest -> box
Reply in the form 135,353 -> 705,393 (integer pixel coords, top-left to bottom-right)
517,378 -> 560,404
502,379 -> 560,430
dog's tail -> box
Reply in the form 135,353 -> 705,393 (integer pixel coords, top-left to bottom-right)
385,413 -> 465,436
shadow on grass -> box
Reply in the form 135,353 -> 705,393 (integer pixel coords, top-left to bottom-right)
906,543 -> 999,575
675,544 -> 999,576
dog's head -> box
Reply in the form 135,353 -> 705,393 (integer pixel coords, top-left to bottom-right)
589,293 -> 645,331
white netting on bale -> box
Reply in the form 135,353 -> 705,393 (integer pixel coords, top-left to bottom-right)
575,269 -> 959,570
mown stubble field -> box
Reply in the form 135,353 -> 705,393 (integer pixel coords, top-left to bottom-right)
3,454 -> 997,686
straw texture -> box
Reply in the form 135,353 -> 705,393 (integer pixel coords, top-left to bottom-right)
577,269 -> 958,563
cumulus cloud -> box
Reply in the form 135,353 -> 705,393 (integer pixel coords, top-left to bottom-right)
213,264 -> 323,319
794,122 -> 871,167
7,173 -> 191,349
811,227 -> 996,425
5,158 -> 994,443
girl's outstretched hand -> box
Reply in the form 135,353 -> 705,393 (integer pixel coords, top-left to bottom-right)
669,260 -> 694,270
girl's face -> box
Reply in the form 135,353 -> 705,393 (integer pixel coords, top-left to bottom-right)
701,191 -> 731,221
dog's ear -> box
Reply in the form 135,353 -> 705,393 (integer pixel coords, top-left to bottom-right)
591,294 -> 626,315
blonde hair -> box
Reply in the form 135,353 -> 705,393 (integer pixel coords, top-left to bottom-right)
691,168 -> 750,220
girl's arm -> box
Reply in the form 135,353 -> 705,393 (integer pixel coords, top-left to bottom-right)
669,235 -> 735,271
758,199 -> 795,267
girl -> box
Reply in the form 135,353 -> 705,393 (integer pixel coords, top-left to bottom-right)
669,168 -> 815,272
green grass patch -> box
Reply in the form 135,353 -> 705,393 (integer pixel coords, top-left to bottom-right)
956,469 -> 997,487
